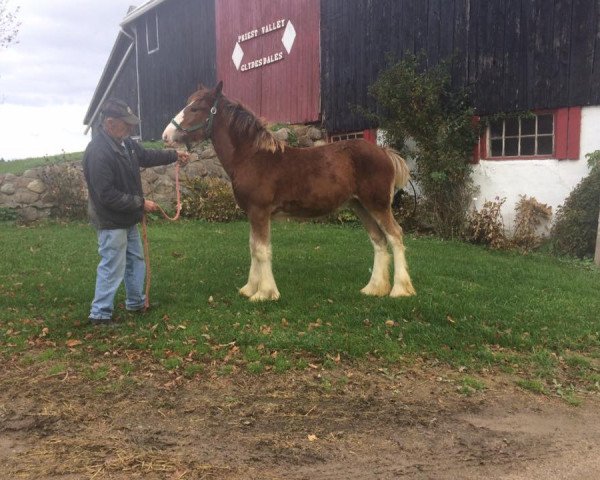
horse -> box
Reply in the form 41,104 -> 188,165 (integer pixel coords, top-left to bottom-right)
162,81 -> 416,301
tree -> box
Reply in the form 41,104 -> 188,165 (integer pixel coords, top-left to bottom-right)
369,54 -> 479,238
0,0 -> 20,50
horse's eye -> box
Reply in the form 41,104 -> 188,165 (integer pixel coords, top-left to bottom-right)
189,107 -> 200,113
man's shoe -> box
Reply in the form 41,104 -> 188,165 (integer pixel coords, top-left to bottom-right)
89,317 -> 118,327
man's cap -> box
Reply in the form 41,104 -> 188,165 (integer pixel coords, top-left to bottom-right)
101,98 -> 140,125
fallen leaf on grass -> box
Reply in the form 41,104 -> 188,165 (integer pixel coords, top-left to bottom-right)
329,353 -> 341,364
307,434 -> 318,442
65,339 -> 82,348
260,325 -> 272,335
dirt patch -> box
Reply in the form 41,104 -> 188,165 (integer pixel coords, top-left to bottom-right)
1,359 -> 599,479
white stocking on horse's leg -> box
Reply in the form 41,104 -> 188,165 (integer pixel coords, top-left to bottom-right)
350,201 -> 391,296
244,212 -> 280,301
239,242 -> 260,298
372,209 -> 416,297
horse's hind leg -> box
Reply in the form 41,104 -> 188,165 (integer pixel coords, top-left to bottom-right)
349,200 -> 392,296
370,208 -> 416,297
239,242 -> 260,298
240,210 -> 280,301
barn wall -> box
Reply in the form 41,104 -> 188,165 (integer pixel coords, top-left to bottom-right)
91,51 -> 139,138
321,0 -> 600,133
215,0 -> 320,124
471,106 -> 599,230
133,0 -> 217,140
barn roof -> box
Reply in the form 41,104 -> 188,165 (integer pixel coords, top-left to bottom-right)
121,0 -> 170,26
83,1 -> 172,128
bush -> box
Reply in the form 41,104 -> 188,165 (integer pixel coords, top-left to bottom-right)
513,196 -> 552,253
39,163 -> 87,220
181,177 -> 245,222
369,53 -> 478,238
0,206 -> 18,222
467,197 -> 509,249
550,151 -> 600,258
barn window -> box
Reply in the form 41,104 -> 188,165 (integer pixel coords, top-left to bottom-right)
473,108 -> 581,162
329,129 -> 377,143
329,131 -> 365,142
488,113 -> 554,158
146,11 -> 159,54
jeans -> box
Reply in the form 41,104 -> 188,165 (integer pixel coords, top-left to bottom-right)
89,225 -> 146,320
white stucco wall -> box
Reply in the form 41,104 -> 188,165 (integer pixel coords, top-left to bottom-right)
471,106 -> 600,232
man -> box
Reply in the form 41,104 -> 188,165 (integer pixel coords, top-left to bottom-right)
83,98 -> 189,326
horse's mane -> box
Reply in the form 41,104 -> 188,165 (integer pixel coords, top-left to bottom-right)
221,98 -> 284,153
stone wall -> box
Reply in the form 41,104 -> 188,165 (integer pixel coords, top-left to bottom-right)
0,125 -> 325,222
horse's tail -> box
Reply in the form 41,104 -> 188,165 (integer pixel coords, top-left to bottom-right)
384,147 -> 410,189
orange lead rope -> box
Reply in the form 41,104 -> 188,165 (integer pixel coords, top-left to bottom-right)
141,161 -> 182,311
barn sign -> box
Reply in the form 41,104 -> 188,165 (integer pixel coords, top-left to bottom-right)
216,0 -> 320,124
232,19 -> 296,72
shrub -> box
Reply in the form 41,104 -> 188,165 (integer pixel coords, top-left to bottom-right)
0,206 -> 18,222
550,151 -> 600,258
467,197 -> 510,249
512,195 -> 552,253
369,53 -> 479,238
181,176 -> 245,222
39,163 -> 87,220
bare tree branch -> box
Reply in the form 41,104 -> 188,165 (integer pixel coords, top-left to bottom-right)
0,0 -> 20,49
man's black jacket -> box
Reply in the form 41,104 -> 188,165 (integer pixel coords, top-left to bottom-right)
83,128 -> 177,229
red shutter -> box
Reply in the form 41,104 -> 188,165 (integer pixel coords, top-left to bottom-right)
471,116 -> 485,163
555,107 -> 581,160
363,129 -> 377,144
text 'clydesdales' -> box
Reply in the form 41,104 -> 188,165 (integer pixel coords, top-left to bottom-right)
231,18 -> 297,72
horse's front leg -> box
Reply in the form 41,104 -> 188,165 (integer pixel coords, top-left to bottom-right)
240,212 -> 280,301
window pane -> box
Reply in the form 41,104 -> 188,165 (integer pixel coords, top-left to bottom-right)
490,119 -> 503,138
505,117 -> 519,136
490,139 -> 503,157
538,114 -> 553,134
521,117 -> 535,135
505,137 -> 519,156
521,137 -> 535,155
538,135 -> 553,155
147,12 -> 159,52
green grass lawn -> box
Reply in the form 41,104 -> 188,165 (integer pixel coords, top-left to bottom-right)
0,152 -> 83,175
1,220 -> 599,397
0,142 -> 165,175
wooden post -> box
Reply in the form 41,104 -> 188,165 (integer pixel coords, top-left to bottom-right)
595,208 -> 600,266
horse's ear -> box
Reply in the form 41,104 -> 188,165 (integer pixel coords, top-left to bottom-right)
215,81 -> 223,95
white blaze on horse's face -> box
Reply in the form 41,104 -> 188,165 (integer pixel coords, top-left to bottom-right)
162,108 -> 185,144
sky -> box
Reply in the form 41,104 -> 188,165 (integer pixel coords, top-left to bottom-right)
0,0 -> 138,160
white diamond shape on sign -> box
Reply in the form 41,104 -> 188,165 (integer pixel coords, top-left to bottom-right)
232,42 -> 244,70
282,21 -> 296,54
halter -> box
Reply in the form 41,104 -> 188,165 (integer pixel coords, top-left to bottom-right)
170,93 -> 221,139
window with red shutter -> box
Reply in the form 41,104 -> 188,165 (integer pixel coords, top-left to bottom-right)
472,108 -> 581,163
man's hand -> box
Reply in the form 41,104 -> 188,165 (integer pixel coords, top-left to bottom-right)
176,151 -> 191,166
144,199 -> 159,212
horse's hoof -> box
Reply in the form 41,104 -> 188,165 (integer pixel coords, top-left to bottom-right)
239,284 -> 258,298
360,283 -> 391,297
389,284 -> 416,297
249,290 -> 280,302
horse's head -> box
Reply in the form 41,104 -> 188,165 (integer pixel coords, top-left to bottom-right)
162,81 -> 223,146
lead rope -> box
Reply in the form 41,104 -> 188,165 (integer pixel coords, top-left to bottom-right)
141,160 -> 182,311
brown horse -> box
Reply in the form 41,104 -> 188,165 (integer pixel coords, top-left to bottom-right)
162,82 -> 416,301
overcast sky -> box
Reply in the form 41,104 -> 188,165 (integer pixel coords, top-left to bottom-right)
0,0 -> 137,160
